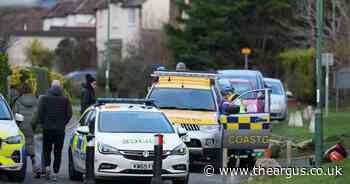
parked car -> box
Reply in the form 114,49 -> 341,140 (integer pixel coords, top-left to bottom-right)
217,70 -> 266,113
64,70 -> 97,96
0,94 -> 26,182
69,99 -> 189,184
264,78 -> 288,121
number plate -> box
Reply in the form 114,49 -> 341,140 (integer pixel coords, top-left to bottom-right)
132,163 -> 153,170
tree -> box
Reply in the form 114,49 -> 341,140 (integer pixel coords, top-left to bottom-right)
0,53 -> 11,97
25,39 -> 55,68
164,0 -> 293,72
55,38 -> 96,73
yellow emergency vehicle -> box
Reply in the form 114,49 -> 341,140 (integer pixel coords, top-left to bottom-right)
0,94 -> 26,182
147,71 -> 222,169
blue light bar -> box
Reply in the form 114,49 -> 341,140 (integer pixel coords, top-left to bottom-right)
96,98 -> 156,107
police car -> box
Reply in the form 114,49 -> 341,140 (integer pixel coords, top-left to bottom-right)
0,94 -> 26,182
68,99 -> 189,183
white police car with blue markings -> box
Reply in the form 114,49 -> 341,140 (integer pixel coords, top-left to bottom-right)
68,99 -> 189,184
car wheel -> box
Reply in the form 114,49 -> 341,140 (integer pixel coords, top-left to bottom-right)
69,149 -> 83,181
173,174 -> 189,184
7,157 -> 27,182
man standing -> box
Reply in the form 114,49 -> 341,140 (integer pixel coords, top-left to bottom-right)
37,81 -> 72,181
80,74 -> 96,114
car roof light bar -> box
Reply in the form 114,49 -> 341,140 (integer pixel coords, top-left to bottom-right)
151,71 -> 217,79
96,98 -> 156,107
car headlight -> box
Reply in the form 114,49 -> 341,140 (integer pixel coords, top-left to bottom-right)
98,143 -> 120,155
171,143 -> 187,156
200,125 -> 219,132
6,135 -> 22,144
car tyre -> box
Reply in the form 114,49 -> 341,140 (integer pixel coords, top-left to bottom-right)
69,149 -> 84,181
7,157 -> 27,183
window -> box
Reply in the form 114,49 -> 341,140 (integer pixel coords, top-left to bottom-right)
149,88 -> 217,111
99,111 -> 174,133
128,8 -> 137,26
0,99 -> 12,120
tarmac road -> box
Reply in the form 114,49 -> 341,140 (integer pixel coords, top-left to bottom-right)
20,118 -> 246,184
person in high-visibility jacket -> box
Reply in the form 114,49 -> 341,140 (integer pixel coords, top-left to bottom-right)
220,86 -> 245,114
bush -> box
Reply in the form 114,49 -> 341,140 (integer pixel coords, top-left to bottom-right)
278,48 -> 316,104
10,67 -> 37,95
9,67 -> 72,100
25,39 -> 55,68
31,67 -> 49,96
0,53 -> 11,97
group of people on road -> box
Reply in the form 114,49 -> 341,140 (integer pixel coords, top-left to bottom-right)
11,74 -> 96,182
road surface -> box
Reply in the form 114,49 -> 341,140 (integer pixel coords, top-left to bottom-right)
20,118 -> 246,184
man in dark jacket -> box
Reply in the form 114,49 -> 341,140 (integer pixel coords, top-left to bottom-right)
80,74 -> 96,114
37,82 -> 72,181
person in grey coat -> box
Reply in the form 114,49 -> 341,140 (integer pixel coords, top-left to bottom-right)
14,83 -> 40,177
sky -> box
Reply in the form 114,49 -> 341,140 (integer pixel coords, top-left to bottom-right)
0,0 -> 57,7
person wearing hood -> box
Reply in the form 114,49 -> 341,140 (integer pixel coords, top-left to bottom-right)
37,80 -> 72,181
14,83 -> 40,178
80,74 -> 96,114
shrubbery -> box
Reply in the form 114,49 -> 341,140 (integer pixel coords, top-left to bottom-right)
10,67 -> 72,99
0,53 -> 11,97
278,48 -> 316,104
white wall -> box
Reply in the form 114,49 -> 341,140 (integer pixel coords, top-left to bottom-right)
7,36 -> 62,66
142,0 -> 170,29
43,14 -> 96,31
96,3 -> 141,65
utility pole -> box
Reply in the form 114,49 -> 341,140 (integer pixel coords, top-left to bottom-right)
241,48 -> 252,70
315,0 -> 324,166
105,0 -> 112,97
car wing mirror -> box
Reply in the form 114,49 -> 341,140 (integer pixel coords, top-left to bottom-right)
15,113 -> 24,123
77,126 -> 90,135
177,127 -> 188,137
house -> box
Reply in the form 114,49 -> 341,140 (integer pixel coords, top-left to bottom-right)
142,0 -> 181,30
7,30 -> 95,67
43,0 -> 100,31
95,0 -> 145,68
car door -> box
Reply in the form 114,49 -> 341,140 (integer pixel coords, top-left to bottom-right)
220,89 -> 271,150
73,110 -> 92,170
79,110 -> 96,171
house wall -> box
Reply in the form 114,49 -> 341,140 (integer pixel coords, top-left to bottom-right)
142,0 -> 170,29
43,14 -> 96,31
96,3 -> 141,67
7,36 -> 63,66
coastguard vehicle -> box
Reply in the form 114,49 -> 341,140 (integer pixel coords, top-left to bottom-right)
147,71 -> 222,169
69,99 -> 189,184
0,94 -> 26,182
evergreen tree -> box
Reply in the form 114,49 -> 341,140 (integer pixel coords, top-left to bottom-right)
165,0 -> 293,72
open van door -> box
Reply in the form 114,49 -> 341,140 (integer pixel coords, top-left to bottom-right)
220,89 -> 271,150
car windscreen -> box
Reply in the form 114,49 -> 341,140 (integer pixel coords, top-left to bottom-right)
219,75 -> 260,89
0,100 -> 12,120
266,81 -> 284,95
149,88 -> 216,111
99,111 -> 175,133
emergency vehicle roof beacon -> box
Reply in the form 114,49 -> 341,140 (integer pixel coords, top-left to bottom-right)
69,98 -> 190,184
0,94 -> 27,182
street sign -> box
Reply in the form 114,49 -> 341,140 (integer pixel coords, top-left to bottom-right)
322,53 -> 334,66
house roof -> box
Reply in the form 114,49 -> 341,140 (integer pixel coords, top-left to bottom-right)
96,0 -> 146,10
45,0 -> 105,18
0,7 -> 48,32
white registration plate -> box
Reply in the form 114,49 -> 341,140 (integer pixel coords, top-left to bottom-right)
132,163 -> 153,170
